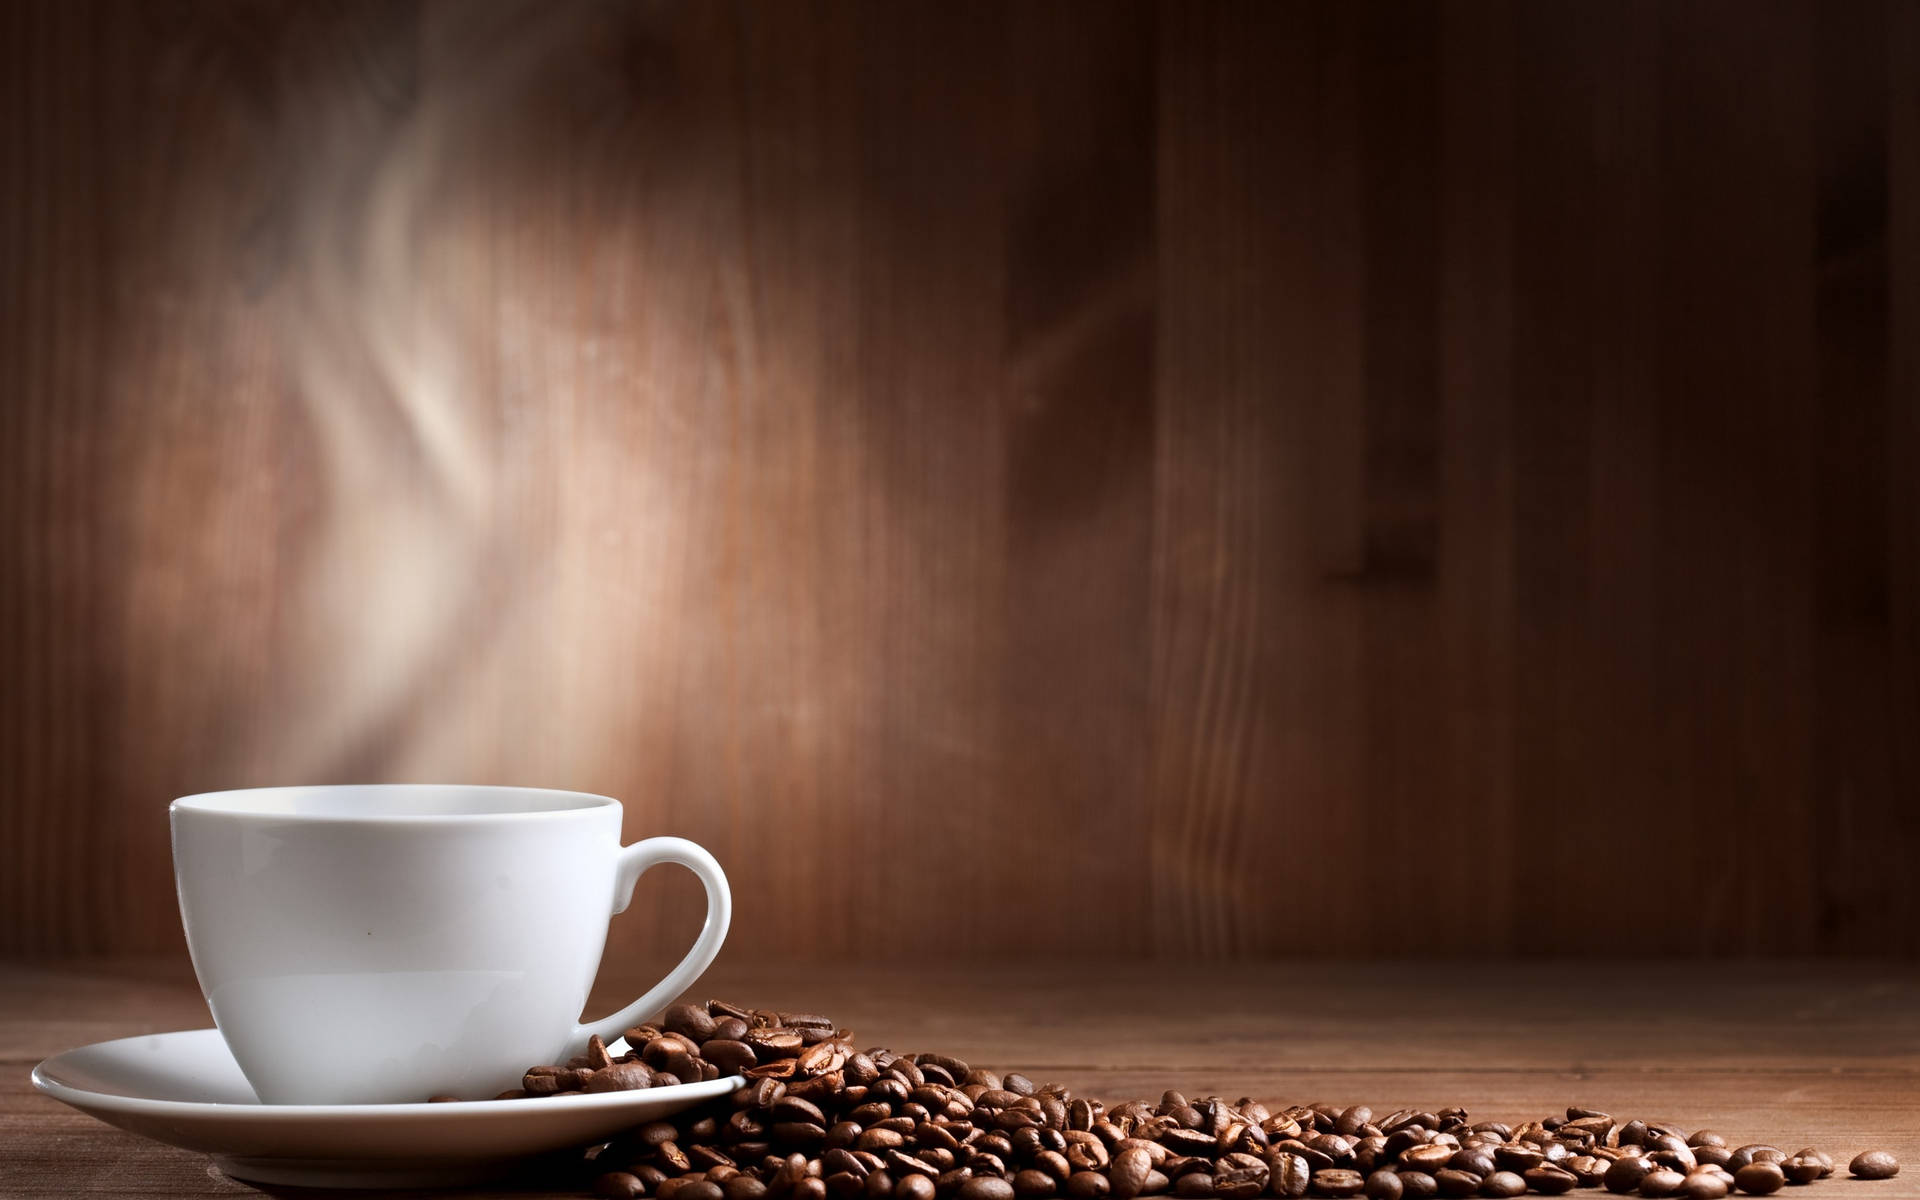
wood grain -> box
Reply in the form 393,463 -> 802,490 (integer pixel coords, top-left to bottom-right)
4,959 -> 1919,1197
2,0 -> 1918,962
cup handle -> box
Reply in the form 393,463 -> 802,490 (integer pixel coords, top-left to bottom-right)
571,836 -> 732,1056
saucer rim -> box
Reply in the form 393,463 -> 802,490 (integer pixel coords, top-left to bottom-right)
31,1028 -> 745,1121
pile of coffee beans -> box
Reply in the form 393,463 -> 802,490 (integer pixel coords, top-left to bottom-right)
481,1002 -> 1899,1200
465,1002 -> 744,1100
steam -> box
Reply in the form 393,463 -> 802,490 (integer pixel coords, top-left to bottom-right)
264,3 -> 605,780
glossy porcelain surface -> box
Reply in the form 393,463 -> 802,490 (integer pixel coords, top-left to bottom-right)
32,1028 -> 742,1188
170,784 -> 730,1105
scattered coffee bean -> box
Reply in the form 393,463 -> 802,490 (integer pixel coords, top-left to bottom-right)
1110,1148 -> 1155,1199
1792,1150 -> 1833,1179
587,1062 -> 657,1094
1649,1150 -> 1696,1175
1607,1158 -> 1656,1194
597,1173 -> 647,1199
1726,1149 -> 1784,1174
1678,1174 -> 1727,1200
1068,1174 -> 1111,1200
1732,1164 -> 1785,1196
963,1178 -> 1018,1200
1639,1169 -> 1685,1198
1316,1170 -> 1367,1198
1849,1153 -> 1899,1181
1454,1150 -> 1498,1179
1271,1154 -> 1311,1198
1366,1170 -> 1404,1200
901,1176 -> 938,1200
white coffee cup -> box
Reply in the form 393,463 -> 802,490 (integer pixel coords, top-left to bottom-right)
170,784 -> 731,1105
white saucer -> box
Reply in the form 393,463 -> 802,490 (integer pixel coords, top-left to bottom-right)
32,1029 -> 742,1188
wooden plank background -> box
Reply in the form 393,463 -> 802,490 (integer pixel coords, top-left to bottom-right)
0,0 -> 1914,963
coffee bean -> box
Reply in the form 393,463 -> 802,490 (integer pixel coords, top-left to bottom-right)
775,1124 -> 829,1150
1313,1169 -> 1366,1198
683,1182 -> 726,1200
729,1179 -> 770,1200
1067,1174 -> 1110,1200
1726,1149 -> 1784,1173
1478,1173 -> 1524,1199
1527,1165 -> 1580,1195
1606,1158 -> 1655,1194
776,1096 -> 829,1123
1018,1172 -> 1061,1199
1650,1150 -> 1698,1175
1639,1169 -> 1686,1198
1162,1130 -> 1217,1157
523,1064 -> 580,1095
588,1062 -> 657,1094
1364,1170 -> 1403,1200
1449,1150 -> 1495,1179
635,1165 -> 671,1190
802,1043 -> 852,1077
1732,1164 -> 1786,1196
1117,1140 -> 1167,1169
701,1040 -> 760,1076
899,1177 -> 938,1200
748,1030 -> 807,1062
1397,1174 -> 1438,1200
1274,1154 -> 1313,1198
1112,1149 -> 1154,1199
1679,1174 -> 1727,1200
1493,1146 -> 1543,1174
1214,1162 -> 1265,1199
1036,1144 -> 1082,1182
1171,1174 -> 1212,1198
1849,1152 -> 1899,1181
1789,1150 -> 1832,1179
597,1173 -> 648,1199
1066,1141 -> 1110,1172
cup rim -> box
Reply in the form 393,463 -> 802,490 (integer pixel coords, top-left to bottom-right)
171,784 -> 620,823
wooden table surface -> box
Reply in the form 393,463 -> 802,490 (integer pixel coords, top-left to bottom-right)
4,959 -> 1918,1199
